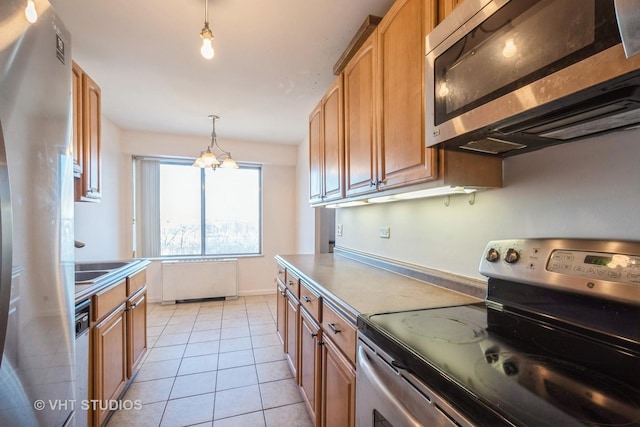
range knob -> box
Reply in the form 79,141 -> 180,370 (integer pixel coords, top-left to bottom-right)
504,248 -> 520,264
486,248 -> 500,263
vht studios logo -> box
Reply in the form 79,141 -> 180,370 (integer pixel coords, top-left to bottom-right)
33,399 -> 143,411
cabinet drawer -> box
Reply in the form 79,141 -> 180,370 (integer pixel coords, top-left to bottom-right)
299,281 -> 322,322
93,280 -> 127,322
285,269 -> 300,299
127,268 -> 146,296
322,303 -> 356,365
276,263 -> 286,285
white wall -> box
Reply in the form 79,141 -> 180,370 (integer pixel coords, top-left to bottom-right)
335,129 -> 640,280
74,118 -> 127,261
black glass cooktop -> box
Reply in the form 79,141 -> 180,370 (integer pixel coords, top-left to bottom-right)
358,303 -> 640,427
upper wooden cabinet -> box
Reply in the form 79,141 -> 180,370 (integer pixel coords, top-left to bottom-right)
376,0 -> 437,191
344,31 -> 378,198
72,61 -> 102,202
309,76 -> 345,204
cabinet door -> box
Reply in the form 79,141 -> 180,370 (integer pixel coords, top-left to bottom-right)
72,62 -> 83,178
309,102 -> 323,204
93,304 -> 127,426
81,73 -> 102,201
377,0 -> 437,190
299,309 -> 322,425
285,292 -> 298,379
321,76 -> 344,202
344,31 -> 378,198
276,282 -> 287,346
127,289 -> 147,378
321,336 -> 356,427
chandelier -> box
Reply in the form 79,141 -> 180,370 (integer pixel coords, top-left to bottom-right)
192,115 -> 238,170
199,0 -> 214,59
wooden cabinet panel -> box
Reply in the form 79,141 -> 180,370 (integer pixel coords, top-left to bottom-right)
93,304 -> 127,426
73,62 -> 102,203
285,269 -> 301,299
309,102 -> 323,204
127,288 -> 147,378
322,303 -> 357,365
322,77 -> 344,202
126,269 -> 146,297
377,0 -> 437,191
321,336 -> 356,427
72,62 -> 83,178
93,281 -> 126,322
299,309 -> 322,425
309,76 -> 345,205
299,281 -> 322,322
285,292 -> 299,379
276,282 -> 287,347
344,31 -> 378,198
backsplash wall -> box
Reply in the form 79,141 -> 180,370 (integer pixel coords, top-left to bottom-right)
335,129 -> 640,280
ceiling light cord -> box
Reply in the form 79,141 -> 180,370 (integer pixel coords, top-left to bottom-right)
200,0 -> 214,59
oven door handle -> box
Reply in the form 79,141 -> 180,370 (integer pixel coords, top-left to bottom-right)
357,345 -> 424,426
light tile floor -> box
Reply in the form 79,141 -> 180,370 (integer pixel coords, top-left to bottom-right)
106,295 -> 313,427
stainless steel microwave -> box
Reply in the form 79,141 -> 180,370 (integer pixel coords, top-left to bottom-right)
425,0 -> 640,156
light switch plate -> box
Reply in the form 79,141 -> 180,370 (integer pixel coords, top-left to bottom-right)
336,224 -> 343,237
379,227 -> 390,239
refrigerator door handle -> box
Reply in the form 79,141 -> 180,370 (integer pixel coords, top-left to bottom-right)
0,119 -> 13,369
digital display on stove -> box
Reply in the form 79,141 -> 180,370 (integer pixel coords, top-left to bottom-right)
584,255 -> 613,266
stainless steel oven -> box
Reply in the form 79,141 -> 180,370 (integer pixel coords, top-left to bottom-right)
357,238 -> 640,426
425,0 -> 640,156
356,333 -> 473,427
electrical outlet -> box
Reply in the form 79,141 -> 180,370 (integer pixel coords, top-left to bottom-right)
379,227 -> 390,239
336,224 -> 343,237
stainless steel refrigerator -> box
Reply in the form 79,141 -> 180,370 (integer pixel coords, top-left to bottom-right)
0,1 -> 75,426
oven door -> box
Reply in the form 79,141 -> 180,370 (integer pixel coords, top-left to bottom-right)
356,334 -> 472,427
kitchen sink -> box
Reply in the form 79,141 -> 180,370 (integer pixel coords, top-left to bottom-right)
75,270 -> 110,283
75,261 -> 130,272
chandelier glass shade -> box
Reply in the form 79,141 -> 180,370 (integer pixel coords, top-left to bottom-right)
193,115 -> 238,170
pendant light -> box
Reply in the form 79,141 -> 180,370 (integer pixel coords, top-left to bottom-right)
193,115 -> 239,170
25,0 -> 37,23
199,0 -> 214,59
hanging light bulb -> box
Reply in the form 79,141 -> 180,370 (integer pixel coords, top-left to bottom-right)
502,38 -> 517,58
25,0 -> 38,23
199,0 -> 214,59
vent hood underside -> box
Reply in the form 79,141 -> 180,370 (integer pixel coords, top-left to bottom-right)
448,78 -> 640,157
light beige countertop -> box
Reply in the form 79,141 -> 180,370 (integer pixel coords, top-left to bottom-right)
276,253 -> 483,323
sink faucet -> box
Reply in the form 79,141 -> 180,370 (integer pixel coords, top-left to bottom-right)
74,240 -> 85,248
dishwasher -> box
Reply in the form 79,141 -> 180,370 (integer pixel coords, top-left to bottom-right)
75,300 -> 90,427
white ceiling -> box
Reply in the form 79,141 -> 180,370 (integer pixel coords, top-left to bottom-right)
50,0 -> 395,145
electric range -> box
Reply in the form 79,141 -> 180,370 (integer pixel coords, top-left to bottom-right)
357,239 -> 640,426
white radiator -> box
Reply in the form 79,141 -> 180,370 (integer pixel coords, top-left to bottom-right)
161,258 -> 238,303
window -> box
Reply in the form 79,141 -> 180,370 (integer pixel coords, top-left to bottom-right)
134,158 -> 262,257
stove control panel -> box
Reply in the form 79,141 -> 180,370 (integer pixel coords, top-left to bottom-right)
480,239 -> 640,305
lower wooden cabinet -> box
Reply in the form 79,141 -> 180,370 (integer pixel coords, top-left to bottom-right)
276,282 -> 287,345
93,304 -> 127,426
126,288 -> 147,378
285,291 -> 299,378
299,308 -> 322,425
321,335 -> 356,427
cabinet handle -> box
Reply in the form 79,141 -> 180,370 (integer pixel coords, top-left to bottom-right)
280,290 -> 286,296
287,280 -> 294,287
327,323 -> 341,334
278,269 -> 284,274
370,180 -> 376,187
130,302 -> 138,309
302,296 -> 311,303
311,332 -> 318,338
